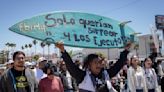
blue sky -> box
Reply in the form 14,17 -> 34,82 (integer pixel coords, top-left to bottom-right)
0,0 -> 164,53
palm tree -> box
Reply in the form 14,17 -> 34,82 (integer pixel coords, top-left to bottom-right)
21,46 -> 24,50
5,43 -> 10,62
29,44 -> 32,61
25,44 -> 28,49
9,43 -> 16,57
46,42 -> 51,60
10,43 -> 16,51
25,44 -> 28,57
5,43 -> 10,47
29,44 -> 32,48
40,42 -> 46,57
21,46 -> 24,53
10,43 -> 16,48
5,43 -> 10,51
32,40 -> 38,55
5,43 -> 16,50
5,42 -> 16,60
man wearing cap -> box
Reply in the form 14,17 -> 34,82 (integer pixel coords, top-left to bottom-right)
0,66 -> 6,79
5,59 -> 14,69
32,58 -> 47,83
0,51 -> 38,92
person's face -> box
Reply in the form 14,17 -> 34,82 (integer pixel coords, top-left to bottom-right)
14,54 -> 25,71
61,64 -> 67,71
89,57 -> 103,75
131,57 -> 139,68
0,69 -> 5,75
145,58 -> 152,68
47,68 -> 51,75
39,61 -> 47,69
101,60 -> 107,68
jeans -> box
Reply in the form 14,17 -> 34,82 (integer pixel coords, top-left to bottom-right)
148,89 -> 155,92
161,77 -> 164,92
136,89 -> 143,92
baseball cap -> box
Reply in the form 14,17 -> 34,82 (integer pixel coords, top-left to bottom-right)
38,57 -> 47,62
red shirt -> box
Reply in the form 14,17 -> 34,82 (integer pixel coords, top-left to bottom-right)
39,76 -> 64,92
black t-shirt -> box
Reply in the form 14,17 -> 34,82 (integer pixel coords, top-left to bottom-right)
11,68 -> 30,92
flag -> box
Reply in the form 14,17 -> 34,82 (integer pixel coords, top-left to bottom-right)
150,25 -> 159,53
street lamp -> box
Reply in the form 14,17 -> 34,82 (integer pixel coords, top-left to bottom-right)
119,21 -> 132,46
120,21 -> 132,26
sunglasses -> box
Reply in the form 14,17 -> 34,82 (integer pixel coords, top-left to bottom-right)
15,57 -> 25,60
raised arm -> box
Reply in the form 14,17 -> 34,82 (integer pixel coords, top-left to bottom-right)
55,42 -> 86,84
107,43 -> 130,78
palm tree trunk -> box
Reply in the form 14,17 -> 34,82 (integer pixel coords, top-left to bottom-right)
43,47 -> 45,57
48,45 -> 50,60
35,45 -> 36,55
30,48 -> 32,61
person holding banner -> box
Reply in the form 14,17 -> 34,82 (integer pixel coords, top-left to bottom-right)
55,42 -> 131,92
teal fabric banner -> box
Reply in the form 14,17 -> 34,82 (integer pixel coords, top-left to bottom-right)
9,12 -> 136,48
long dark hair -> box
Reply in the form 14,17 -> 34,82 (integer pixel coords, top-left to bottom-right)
143,57 -> 152,67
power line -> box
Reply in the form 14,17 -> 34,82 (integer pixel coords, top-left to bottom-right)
104,0 -> 143,13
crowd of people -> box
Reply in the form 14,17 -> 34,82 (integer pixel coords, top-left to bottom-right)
0,42 -> 163,92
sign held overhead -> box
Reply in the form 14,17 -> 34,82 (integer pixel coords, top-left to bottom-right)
9,12 -> 136,48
